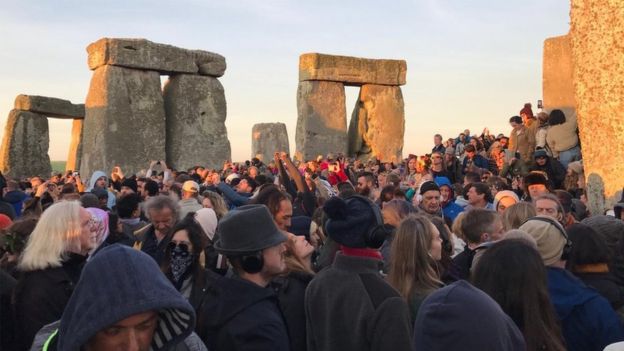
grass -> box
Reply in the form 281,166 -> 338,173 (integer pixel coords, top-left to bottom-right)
51,161 -> 67,173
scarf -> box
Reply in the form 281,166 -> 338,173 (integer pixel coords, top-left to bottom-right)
170,246 -> 194,289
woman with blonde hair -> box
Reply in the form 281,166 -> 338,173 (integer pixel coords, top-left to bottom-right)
502,202 -> 537,231
273,233 -> 315,351
387,214 -> 443,324
13,201 -> 95,350
201,190 -> 228,220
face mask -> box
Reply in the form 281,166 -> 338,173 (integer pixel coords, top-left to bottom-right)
170,245 -> 193,284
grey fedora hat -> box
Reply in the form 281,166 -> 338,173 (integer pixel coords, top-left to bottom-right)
214,204 -> 287,254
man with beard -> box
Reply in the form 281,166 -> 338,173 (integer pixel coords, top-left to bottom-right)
134,195 -> 179,265
356,172 -> 376,201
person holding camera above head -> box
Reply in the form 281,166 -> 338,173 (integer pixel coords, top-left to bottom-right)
305,195 -> 412,351
198,204 -> 290,351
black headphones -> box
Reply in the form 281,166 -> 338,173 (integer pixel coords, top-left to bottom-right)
523,216 -> 572,260
240,251 -> 264,274
349,195 -> 391,249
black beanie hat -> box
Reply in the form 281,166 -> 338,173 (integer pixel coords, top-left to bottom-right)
420,181 -> 440,195
121,178 -> 138,193
323,195 -> 380,248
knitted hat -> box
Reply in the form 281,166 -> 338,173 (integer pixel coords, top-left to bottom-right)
520,103 -> 533,118
581,215 -> 624,253
493,190 -> 520,211
533,149 -> 548,159
214,204 -> 286,254
420,181 -> 440,195
194,208 -> 218,240
323,195 -> 381,248
519,216 -> 567,266
120,178 -> 138,193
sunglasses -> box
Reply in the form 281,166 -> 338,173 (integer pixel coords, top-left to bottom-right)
167,241 -> 190,252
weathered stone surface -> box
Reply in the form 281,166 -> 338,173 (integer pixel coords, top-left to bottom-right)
543,35 -> 576,120
87,38 -> 226,77
295,81 -> 347,161
299,53 -> 407,86
252,123 -> 289,162
80,65 -> 166,177
348,85 -> 405,162
570,0 -> 624,214
66,119 -> 83,172
0,110 -> 51,178
163,74 -> 230,169
14,94 -> 85,119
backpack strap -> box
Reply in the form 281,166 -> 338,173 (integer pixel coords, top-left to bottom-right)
358,273 -> 399,309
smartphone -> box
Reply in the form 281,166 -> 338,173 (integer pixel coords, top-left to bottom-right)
537,99 -> 543,109
72,171 -> 79,177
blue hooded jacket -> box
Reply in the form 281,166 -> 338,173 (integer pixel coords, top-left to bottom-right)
43,245 -> 198,351
434,177 -> 464,222
547,267 -> 624,351
87,171 -> 116,209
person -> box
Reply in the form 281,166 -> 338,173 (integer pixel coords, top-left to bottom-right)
443,147 -> 462,184
387,215 -> 443,324
581,215 -> 624,288
533,193 -> 566,226
115,193 -> 146,246
250,185 -> 293,232
432,134 -> 446,154
413,280 -> 525,351
201,190 -> 228,220
434,177 -> 463,223
134,195 -> 179,265
462,144 -> 489,175
418,181 -> 443,218
379,199 -> 416,273
546,109 -> 580,168
179,180 -> 203,219
12,201 -> 96,350
3,180 -> 29,217
86,170 -> 116,209
355,171 -> 376,200
444,208 -> 503,282
305,195 -> 412,351
519,216 -> 624,351
530,149 -> 566,189
199,204 -> 291,350
213,173 -> 256,209
31,244 -> 206,351
272,233 -> 315,351
523,172 -> 551,201
493,190 -> 519,213
160,213 -> 210,308
499,150 -> 529,180
566,224 -> 624,314
508,115 -> 535,164
429,151 -> 453,181
520,103 -> 539,139
502,202 -> 536,231
472,239 -> 566,351
535,111 -> 551,153
465,182 -> 494,210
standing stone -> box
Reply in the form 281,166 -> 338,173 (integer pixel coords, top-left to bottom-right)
163,74 -> 230,170
543,35 -> 576,119
570,0 -> 624,214
0,110 -> 51,178
348,85 -> 405,162
81,65 -> 166,178
252,123 -> 289,162
296,81 -> 347,161
66,119 -> 83,172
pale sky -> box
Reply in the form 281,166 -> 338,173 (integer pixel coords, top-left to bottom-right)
0,0 -> 570,162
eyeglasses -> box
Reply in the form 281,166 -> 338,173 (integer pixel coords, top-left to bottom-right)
167,241 -> 191,252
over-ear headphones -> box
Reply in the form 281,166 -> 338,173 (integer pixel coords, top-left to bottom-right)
240,251 -> 264,274
523,216 -> 572,260
349,195 -> 391,249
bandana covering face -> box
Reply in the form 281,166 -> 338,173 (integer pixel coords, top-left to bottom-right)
170,245 -> 193,287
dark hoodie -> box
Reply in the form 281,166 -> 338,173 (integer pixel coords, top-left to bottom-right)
4,189 -> 29,217
547,267 -> 624,351
197,272 -> 290,351
414,280 -> 525,351
31,244 -> 201,351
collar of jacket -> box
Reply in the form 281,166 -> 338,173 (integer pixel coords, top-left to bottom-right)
333,252 -> 383,274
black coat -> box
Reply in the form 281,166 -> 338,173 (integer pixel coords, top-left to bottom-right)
530,158 -> 566,189
12,254 -> 85,351
272,271 -> 314,351
574,271 -> 624,311
197,272 -> 290,351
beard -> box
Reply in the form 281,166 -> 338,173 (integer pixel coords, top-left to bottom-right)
358,186 -> 371,197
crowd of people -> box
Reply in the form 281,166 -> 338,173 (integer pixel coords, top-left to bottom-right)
1,103 -> 624,351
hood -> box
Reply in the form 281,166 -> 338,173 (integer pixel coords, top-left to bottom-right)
547,267 -> 600,319
85,208 -> 109,256
57,244 -> 195,351
4,190 -> 28,204
414,280 -> 525,351
201,273 -> 277,328
87,171 -> 107,192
